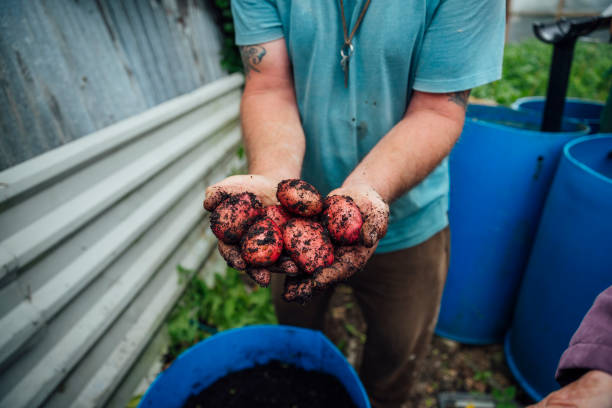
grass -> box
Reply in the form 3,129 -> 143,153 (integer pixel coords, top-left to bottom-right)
165,266 -> 277,363
472,39 -> 612,105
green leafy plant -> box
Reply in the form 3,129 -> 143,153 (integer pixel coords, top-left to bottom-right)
472,40 -> 612,105
492,385 -> 518,408
343,322 -> 366,344
165,266 -> 277,362
473,370 -> 492,382
210,0 -> 243,73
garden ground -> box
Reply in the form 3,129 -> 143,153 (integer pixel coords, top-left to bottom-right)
324,285 -> 533,408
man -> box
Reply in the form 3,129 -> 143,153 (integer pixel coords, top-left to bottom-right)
204,1 -> 505,406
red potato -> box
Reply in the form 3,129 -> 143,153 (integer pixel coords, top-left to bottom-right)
277,179 -> 323,217
210,192 -> 262,244
322,195 -> 363,245
283,219 -> 334,274
241,218 -> 284,267
262,205 -> 292,229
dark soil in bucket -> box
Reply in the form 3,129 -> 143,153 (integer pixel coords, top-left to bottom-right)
182,360 -> 358,408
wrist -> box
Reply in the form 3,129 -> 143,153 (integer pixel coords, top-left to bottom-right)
342,173 -> 392,204
248,168 -> 301,185
247,155 -> 302,185
248,159 -> 300,182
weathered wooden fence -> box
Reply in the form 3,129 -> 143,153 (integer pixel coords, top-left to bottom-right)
0,0 -> 226,170
0,73 -> 244,407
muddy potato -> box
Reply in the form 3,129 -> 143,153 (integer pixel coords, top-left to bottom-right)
322,195 -> 363,245
210,192 -> 262,244
283,219 -> 334,274
276,179 -> 323,217
262,205 -> 292,229
241,218 -> 284,267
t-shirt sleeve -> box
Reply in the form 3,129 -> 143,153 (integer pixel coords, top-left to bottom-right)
412,0 -> 505,93
231,0 -> 284,46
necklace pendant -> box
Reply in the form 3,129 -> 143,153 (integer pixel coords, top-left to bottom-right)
340,43 -> 354,88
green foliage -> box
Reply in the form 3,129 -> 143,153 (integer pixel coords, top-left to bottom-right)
473,370 -> 492,382
492,386 -> 517,408
125,394 -> 142,408
343,322 -> 366,344
472,40 -> 612,105
211,0 -> 243,73
165,266 -> 277,362
423,397 -> 436,407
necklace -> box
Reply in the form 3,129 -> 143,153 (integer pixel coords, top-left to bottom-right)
339,0 -> 371,88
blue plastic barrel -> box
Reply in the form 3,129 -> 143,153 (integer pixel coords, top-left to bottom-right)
505,135 -> 612,401
512,97 -> 604,133
139,325 -> 370,408
435,105 -> 590,344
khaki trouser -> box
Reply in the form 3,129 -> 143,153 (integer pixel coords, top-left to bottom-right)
271,227 -> 450,408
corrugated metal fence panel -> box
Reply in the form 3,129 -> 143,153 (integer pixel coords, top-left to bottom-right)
0,73 -> 245,408
0,0 -> 225,170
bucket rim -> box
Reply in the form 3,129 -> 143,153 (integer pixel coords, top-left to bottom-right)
139,324 -> 370,407
563,134 -> 612,185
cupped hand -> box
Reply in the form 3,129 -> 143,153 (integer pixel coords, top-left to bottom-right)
283,184 -> 389,302
203,174 -> 280,211
205,174 -> 284,283
327,184 -> 389,248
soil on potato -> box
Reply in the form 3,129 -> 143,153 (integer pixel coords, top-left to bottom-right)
182,360 -> 357,408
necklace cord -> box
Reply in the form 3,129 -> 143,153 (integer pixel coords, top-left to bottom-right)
339,0 -> 371,46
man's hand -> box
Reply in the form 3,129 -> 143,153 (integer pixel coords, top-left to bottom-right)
203,174 -> 280,212
204,174 -> 281,281
527,370 -> 612,408
283,184 -> 389,302
329,184 -> 390,248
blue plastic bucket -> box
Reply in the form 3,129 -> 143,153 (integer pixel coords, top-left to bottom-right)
139,325 -> 370,407
512,97 -> 604,134
435,105 -> 590,344
505,135 -> 612,401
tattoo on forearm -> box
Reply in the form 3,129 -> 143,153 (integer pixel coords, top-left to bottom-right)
240,45 -> 266,77
448,90 -> 471,109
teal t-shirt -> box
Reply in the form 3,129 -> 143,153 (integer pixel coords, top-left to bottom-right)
232,0 -> 505,252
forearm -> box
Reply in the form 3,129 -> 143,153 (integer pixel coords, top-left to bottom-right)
241,87 -> 305,182
344,99 -> 465,203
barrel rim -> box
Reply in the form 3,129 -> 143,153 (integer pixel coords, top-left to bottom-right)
511,96 -> 605,110
564,134 -> 612,184
466,104 -> 591,136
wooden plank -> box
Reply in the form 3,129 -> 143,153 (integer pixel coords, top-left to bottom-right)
153,0 -> 203,90
0,0 -> 229,170
38,0 -> 144,132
